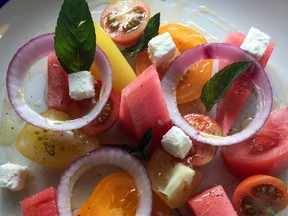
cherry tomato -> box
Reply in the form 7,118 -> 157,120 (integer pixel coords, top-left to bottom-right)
76,171 -> 138,216
135,23 -> 213,103
68,81 -> 120,136
232,175 -> 288,216
15,110 -> 99,169
222,106 -> 288,179
179,113 -> 221,167
100,0 -> 150,45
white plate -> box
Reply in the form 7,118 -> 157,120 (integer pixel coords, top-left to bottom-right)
0,0 -> 288,215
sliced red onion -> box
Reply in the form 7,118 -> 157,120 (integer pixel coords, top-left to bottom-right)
162,43 -> 272,146
6,33 -> 112,131
57,147 -> 152,216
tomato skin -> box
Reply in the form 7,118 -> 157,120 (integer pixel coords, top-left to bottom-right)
100,0 -> 150,45
232,175 -> 288,216
15,110 -> 99,169
68,81 -> 120,135
76,171 -> 138,216
223,106 -> 288,179
178,114 -> 220,167
135,23 -> 213,103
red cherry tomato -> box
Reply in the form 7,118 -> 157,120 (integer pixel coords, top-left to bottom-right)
100,0 -> 150,45
222,106 -> 288,179
179,113 -> 221,167
232,175 -> 288,216
68,81 -> 120,135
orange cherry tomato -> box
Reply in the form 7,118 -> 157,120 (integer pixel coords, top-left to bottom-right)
100,0 -> 150,45
179,113 -> 221,167
135,23 -> 213,104
232,175 -> 288,216
76,171 -> 138,216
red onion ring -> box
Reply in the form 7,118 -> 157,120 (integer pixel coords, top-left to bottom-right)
162,43 -> 272,146
57,147 -> 152,216
6,33 -> 112,131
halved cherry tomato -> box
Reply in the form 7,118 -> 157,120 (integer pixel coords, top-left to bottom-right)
76,171 -> 139,216
232,175 -> 288,216
68,81 -> 120,135
178,113 -> 221,167
135,23 -> 213,103
15,110 -> 99,169
100,0 -> 150,45
222,106 -> 288,179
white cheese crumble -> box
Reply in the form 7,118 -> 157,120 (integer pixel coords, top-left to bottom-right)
68,70 -> 95,100
147,32 -> 176,66
0,162 -> 29,191
161,126 -> 193,159
240,26 -> 271,59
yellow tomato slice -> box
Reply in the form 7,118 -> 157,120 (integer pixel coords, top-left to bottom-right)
135,23 -> 213,104
91,23 -> 136,95
76,171 -> 139,216
15,110 -> 99,169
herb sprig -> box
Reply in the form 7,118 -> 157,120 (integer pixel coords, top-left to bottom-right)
122,13 -> 160,58
54,0 -> 96,74
201,61 -> 253,111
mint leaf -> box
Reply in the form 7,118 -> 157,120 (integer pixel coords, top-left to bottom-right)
54,0 -> 96,74
102,128 -> 153,160
122,12 -> 160,58
201,61 -> 253,111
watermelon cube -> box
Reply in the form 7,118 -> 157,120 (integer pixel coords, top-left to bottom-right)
20,187 -> 59,216
187,185 -> 237,216
216,31 -> 275,135
119,65 -> 172,151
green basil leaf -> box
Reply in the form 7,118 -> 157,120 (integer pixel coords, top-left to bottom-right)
54,0 -> 96,74
122,12 -> 160,58
101,128 -> 153,161
201,61 -> 253,111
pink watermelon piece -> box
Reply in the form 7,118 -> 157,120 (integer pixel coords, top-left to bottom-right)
216,31 -> 275,135
119,65 -> 172,151
20,187 -> 59,216
187,185 -> 237,216
47,52 -> 71,113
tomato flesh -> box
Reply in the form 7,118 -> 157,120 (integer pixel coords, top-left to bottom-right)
68,81 -> 120,136
178,114 -> 220,167
15,110 -> 99,169
100,0 -> 150,45
76,171 -> 138,216
135,23 -> 213,103
232,175 -> 288,216
222,106 -> 288,179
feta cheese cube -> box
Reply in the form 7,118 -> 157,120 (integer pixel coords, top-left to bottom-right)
240,27 -> 271,59
147,32 -> 176,66
161,126 -> 193,159
0,162 -> 29,191
68,71 -> 95,100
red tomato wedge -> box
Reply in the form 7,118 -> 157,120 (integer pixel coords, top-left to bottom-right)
216,31 -> 275,135
20,187 -> 59,216
100,0 -> 150,45
47,52 -> 70,113
188,185 -> 237,216
223,106 -> 288,179
68,81 -> 120,135
232,175 -> 288,216
119,65 -> 172,151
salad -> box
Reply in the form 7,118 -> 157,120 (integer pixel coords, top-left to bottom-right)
0,0 -> 288,215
